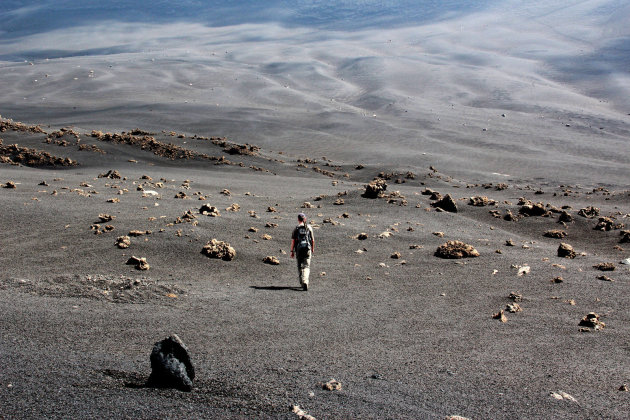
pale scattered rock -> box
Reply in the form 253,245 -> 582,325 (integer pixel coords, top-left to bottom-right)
116,236 -> 131,249
492,310 -> 507,322
506,303 -> 522,313
468,196 -> 496,206
433,232 -> 444,237
202,239 -> 236,261
435,241 -> 479,259
248,227 -> 258,233
391,252 -> 402,259
519,202 -> 548,217
559,211 -> 573,223
594,217 -> 624,231
578,206 -> 599,218
3,181 -> 16,189
226,203 -> 240,212
126,256 -> 149,270
544,229 -> 566,239
550,391 -> 577,402
302,202 -> 314,208
597,275 -> 614,282
557,243 -> 576,259
508,292 -> 522,302
593,262 -> 615,271
579,312 -> 605,331
503,210 -> 516,221
378,231 -> 392,239
98,170 -> 121,179
98,213 -> 115,223
267,206 -> 277,212
363,179 -> 387,198
292,405 -> 316,420
517,266 -> 530,276
322,379 -> 342,391
263,256 -> 280,265
199,204 -> 220,217
262,234 -> 272,240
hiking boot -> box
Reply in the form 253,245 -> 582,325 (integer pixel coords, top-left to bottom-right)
302,282 -> 308,291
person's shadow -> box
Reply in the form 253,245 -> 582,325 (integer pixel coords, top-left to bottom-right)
250,285 -> 303,292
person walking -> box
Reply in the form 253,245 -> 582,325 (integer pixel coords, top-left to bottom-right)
290,213 -> 315,291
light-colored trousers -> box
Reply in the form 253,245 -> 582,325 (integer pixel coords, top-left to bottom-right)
297,254 -> 311,285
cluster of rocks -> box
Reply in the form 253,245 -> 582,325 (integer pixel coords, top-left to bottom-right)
0,143 -> 77,167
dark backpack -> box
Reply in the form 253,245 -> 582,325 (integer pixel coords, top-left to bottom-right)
295,225 -> 311,259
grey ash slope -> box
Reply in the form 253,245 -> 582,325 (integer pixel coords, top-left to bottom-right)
1,122 -> 629,418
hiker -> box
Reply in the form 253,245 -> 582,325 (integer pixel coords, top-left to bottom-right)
290,213 -> 315,291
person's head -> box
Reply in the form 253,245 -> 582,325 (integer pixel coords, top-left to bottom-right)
298,213 -> 306,223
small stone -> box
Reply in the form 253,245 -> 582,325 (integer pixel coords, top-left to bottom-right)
557,243 -> 576,259
435,241 -> 479,259
116,236 -> 131,249
559,211 -> 573,223
544,229 -> 566,239
433,231 -> 444,237
126,256 -> 149,270
597,275 -> 614,282
492,310 -> 507,322
552,276 -> 564,283
506,303 -> 522,313
468,196 -> 496,206
263,256 -> 280,265
578,312 -> 605,331
199,204 -> 220,217
322,379 -> 342,391
390,252 -> 402,259
508,292 -> 522,302
3,181 -> 17,189
593,262 -> 615,271
431,194 -> 458,212
578,206 -> 599,218
619,384 -> 629,392
505,239 -> 515,246
356,233 -> 368,240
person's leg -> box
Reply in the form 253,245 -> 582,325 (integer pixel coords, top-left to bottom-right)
297,257 -> 304,286
301,255 -> 311,288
